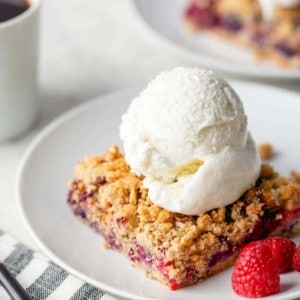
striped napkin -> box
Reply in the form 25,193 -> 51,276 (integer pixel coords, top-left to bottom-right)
0,230 -> 117,300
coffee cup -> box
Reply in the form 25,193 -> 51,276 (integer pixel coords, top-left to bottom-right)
0,0 -> 41,142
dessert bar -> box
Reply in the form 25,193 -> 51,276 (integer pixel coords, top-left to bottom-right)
184,0 -> 300,68
68,146 -> 300,290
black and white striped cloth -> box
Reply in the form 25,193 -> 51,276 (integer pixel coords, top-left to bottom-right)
0,230 -> 117,300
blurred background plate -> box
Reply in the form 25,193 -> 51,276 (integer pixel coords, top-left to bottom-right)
132,0 -> 300,79
17,82 -> 300,300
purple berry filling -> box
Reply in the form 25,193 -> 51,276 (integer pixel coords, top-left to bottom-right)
219,16 -> 243,32
105,234 -> 122,251
94,176 -> 107,185
274,43 -> 297,58
116,217 -> 127,228
185,4 -> 218,28
185,4 -> 244,33
136,244 -> 153,266
127,243 -> 154,266
208,208 -> 282,268
208,248 -> 235,268
90,221 -> 100,232
79,191 -> 93,202
73,207 -> 86,219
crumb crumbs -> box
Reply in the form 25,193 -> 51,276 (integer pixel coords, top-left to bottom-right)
258,143 -> 274,160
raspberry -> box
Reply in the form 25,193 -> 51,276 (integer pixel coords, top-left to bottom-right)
264,237 -> 296,273
293,245 -> 300,272
232,242 -> 280,298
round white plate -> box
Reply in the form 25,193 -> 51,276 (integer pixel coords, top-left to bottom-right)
17,82 -> 300,300
132,0 -> 300,79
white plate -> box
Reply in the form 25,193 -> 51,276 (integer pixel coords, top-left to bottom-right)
132,0 -> 300,79
17,82 -> 300,300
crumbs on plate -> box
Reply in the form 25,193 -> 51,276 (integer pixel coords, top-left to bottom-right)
258,143 -> 274,160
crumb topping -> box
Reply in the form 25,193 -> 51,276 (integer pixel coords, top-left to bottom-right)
68,146 -> 300,287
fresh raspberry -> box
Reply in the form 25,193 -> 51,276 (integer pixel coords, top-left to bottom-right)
293,245 -> 300,272
264,237 -> 296,273
232,242 -> 280,298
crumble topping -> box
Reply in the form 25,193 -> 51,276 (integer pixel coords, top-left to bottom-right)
68,146 -> 300,288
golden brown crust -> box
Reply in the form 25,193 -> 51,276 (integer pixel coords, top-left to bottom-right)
68,146 -> 300,288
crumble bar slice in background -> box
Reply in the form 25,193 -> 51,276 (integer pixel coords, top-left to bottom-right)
67,146 -> 300,290
184,0 -> 300,68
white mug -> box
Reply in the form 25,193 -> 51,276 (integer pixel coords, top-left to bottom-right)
0,0 -> 41,143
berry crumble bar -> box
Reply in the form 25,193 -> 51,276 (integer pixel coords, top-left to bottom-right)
68,146 -> 300,290
184,0 -> 300,68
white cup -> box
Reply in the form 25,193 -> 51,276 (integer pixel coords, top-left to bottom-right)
0,0 -> 41,143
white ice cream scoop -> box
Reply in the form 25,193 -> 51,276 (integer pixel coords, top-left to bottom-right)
120,68 -> 260,215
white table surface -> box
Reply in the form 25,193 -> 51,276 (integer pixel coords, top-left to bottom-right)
0,0 -> 300,251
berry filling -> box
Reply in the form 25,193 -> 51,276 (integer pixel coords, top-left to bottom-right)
185,4 -> 244,32
185,4 -> 218,28
218,16 -> 243,32
105,234 -> 122,250
274,43 -> 299,58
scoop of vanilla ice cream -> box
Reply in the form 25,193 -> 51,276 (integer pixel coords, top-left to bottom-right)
120,68 -> 260,215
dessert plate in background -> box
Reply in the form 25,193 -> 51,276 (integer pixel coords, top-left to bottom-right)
132,0 -> 300,79
17,82 -> 300,300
